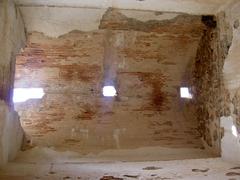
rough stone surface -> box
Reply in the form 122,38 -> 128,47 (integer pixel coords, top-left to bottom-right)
15,10 -> 205,154
222,1 -> 240,132
193,15 -> 231,155
219,0 -> 240,163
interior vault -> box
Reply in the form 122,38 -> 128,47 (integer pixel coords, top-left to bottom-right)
0,0 -> 240,179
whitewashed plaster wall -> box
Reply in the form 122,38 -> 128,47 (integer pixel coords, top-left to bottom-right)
0,101 -> 23,166
0,0 -> 26,167
18,6 -> 184,37
219,0 -> 240,163
15,0 -> 231,15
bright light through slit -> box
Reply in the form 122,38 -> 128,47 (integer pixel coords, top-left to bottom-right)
180,87 -> 192,99
232,125 -> 238,137
13,88 -> 45,103
103,86 -> 117,97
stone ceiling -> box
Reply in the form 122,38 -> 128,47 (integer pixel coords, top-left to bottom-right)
15,0 -> 234,15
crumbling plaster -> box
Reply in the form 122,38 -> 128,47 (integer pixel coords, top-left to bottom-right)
219,0 -> 240,163
15,0 -> 236,38
17,7 -> 187,38
0,0 -> 26,166
15,0 -> 233,15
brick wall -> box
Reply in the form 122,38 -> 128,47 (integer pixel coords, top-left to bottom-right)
15,9 -> 205,153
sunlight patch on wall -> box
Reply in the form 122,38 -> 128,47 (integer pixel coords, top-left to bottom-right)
103,86 -> 117,97
232,125 -> 238,137
13,88 -> 45,103
180,87 -> 192,99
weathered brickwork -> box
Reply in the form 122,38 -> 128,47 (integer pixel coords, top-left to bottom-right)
99,8 -> 203,37
15,10 -> 206,153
